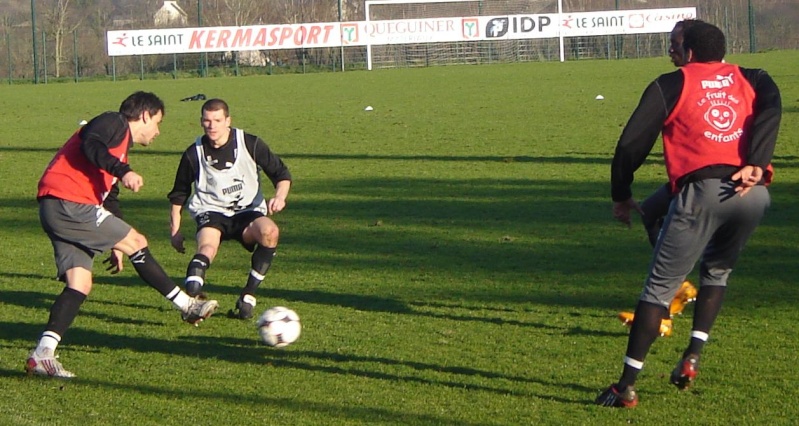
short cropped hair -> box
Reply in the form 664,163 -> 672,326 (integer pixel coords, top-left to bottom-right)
119,91 -> 165,121
676,18 -> 702,33
201,98 -> 230,117
683,21 -> 726,63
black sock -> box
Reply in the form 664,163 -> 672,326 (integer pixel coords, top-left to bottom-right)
242,246 -> 275,297
130,247 -> 178,297
186,254 -> 211,284
685,285 -> 726,357
618,301 -> 669,388
46,287 -> 87,337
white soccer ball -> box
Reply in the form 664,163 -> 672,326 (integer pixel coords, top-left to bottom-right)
256,306 -> 301,348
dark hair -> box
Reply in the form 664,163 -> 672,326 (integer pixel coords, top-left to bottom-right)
676,18 -> 703,33
119,91 -> 165,121
683,21 -> 726,62
201,98 -> 230,117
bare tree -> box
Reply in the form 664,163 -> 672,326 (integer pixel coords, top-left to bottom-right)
40,0 -> 91,77
205,0 -> 263,26
1,6 -> 35,79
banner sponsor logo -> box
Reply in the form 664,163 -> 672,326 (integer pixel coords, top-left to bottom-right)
341,23 -> 359,44
187,25 -> 336,50
561,7 -> 695,36
360,18 -> 459,44
485,16 -> 553,38
462,18 -> 479,39
110,31 -> 184,50
561,14 -> 624,31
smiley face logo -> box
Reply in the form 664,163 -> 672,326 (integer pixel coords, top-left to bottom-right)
704,103 -> 736,132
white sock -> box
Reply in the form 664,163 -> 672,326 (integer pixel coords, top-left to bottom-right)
167,287 -> 192,311
36,331 -> 60,355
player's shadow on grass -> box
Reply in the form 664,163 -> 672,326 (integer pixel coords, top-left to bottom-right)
248,347 -> 594,404
203,332 -> 600,404
0,288 -> 59,310
263,288 -> 576,331
0,146 -> 611,166
0,270 -> 579,330
0,286 -> 172,327
0,367 -> 492,426
265,288 -> 411,313
251,152 -> 620,166
0,320 -> 590,406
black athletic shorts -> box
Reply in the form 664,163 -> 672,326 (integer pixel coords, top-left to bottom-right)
194,210 -> 264,251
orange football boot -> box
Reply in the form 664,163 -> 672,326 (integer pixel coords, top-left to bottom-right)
669,281 -> 698,316
617,281 -> 695,336
617,312 -> 672,336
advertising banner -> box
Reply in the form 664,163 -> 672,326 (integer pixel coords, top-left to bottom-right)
106,7 -> 696,56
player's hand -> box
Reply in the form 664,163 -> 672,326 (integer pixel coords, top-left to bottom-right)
171,232 -> 185,253
121,171 -> 144,192
267,197 -> 286,215
731,165 -> 763,197
613,198 -> 643,228
103,249 -> 124,274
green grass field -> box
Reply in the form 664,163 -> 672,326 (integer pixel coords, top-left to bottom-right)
1,50 -> 798,425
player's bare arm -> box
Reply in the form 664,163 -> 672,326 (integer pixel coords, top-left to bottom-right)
267,180 -> 291,215
169,204 -> 186,253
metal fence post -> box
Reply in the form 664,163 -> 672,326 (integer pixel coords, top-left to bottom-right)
198,0 -> 207,77
74,29 -> 78,82
338,0 -> 344,72
614,0 -> 621,59
6,32 -> 12,84
748,0 -> 756,53
31,0 -> 39,84
42,30 -> 47,83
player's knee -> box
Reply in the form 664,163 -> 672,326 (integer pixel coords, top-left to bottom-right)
260,223 -> 279,245
126,229 -> 149,251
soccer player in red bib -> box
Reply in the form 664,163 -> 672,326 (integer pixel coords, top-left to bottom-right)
29,92 -> 218,379
596,22 -> 781,407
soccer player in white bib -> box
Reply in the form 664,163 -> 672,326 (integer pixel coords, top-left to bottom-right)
168,98 -> 292,320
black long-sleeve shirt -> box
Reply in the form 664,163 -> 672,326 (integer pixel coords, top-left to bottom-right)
167,129 -> 292,206
611,67 -> 781,202
80,112 -> 134,218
